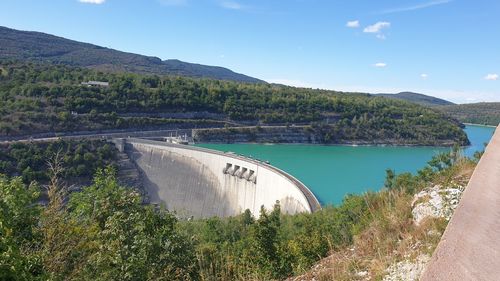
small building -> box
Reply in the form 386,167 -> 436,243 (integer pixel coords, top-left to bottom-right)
163,136 -> 189,145
81,81 -> 109,87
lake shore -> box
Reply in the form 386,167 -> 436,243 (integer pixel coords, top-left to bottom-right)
192,125 -> 469,147
463,123 -> 498,128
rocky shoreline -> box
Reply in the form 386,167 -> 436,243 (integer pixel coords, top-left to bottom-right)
193,125 -> 466,147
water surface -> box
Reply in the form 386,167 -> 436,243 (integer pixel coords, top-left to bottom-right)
196,125 -> 495,205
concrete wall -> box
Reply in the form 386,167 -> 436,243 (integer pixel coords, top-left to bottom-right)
121,138 -> 320,218
421,125 -> 500,281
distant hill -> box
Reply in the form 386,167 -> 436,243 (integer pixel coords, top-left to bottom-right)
0,62 -> 469,146
0,26 -> 262,83
374,92 -> 455,107
438,103 -> 500,126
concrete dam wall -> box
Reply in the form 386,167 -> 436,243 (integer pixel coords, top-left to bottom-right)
118,138 -> 320,218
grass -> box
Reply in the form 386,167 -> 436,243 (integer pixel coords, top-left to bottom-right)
293,157 -> 476,281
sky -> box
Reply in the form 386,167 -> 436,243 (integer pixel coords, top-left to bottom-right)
0,0 -> 499,103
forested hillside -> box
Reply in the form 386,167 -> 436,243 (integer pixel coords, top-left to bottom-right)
0,140 -> 117,184
374,92 -> 454,107
0,62 -> 469,145
0,26 -> 262,83
438,103 -> 500,126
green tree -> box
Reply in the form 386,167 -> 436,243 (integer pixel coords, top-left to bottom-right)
67,167 -> 198,280
428,152 -> 453,171
384,169 -> 396,189
252,202 -> 283,278
0,176 -> 43,280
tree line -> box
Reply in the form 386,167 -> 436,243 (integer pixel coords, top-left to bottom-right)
0,140 -> 117,184
0,61 -> 468,145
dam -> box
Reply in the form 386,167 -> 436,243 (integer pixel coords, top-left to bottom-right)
115,138 -> 320,218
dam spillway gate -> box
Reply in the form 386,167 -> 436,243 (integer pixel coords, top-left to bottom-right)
223,163 -> 257,183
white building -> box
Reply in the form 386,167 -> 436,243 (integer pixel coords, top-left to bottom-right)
81,81 -> 109,87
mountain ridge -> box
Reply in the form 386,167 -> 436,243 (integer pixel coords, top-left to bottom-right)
437,102 -> 500,126
0,26 -> 263,83
374,91 -> 455,107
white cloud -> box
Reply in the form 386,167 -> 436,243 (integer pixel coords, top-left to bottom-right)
346,20 -> 360,28
219,1 -> 244,10
484,74 -> 499,81
380,0 -> 453,14
363,22 -> 390,39
158,0 -> 188,6
364,21 -> 390,33
420,73 -> 429,79
374,62 -> 387,68
79,0 -> 105,4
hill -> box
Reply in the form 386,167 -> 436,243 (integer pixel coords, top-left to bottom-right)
0,62 -> 469,146
0,26 -> 262,83
374,92 -> 454,107
438,102 -> 500,126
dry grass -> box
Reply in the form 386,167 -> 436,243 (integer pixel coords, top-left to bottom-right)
292,158 -> 476,281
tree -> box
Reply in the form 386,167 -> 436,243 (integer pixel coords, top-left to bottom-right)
241,209 -> 254,226
384,169 -> 395,189
0,176 -> 43,280
252,202 -> 284,278
66,166 -> 198,280
39,152 -> 91,279
428,152 -> 453,171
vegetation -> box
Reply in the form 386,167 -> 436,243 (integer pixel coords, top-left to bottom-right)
368,92 -> 500,127
0,146 -> 479,280
194,122 -> 468,146
0,26 -> 262,83
0,167 -> 197,280
0,61 -> 468,145
438,102 -> 500,126
0,140 -> 118,184
374,92 -> 454,107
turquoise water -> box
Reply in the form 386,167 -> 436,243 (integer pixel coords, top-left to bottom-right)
196,125 -> 496,205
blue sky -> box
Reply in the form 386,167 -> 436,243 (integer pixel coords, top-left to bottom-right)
1,0 -> 499,103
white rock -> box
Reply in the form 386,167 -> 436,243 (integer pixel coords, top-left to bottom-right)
383,255 -> 430,281
411,185 -> 463,226
356,270 -> 368,277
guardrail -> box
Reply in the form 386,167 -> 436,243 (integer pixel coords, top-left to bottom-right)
420,125 -> 500,280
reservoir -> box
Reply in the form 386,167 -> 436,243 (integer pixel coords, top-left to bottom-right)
196,125 -> 495,205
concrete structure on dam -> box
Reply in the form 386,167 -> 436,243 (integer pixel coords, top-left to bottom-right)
421,125 -> 500,281
115,138 -> 320,218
